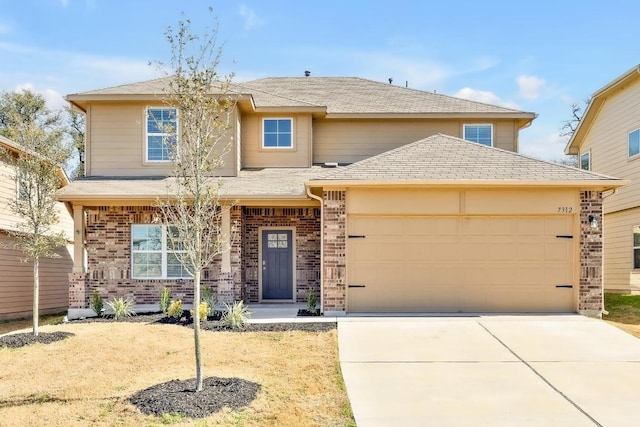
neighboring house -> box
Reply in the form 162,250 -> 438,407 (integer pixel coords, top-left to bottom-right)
0,135 -> 74,320
566,64 -> 640,294
60,76 -> 623,318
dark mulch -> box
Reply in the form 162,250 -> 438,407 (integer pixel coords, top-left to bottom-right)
129,377 -> 261,418
0,331 -> 74,349
297,308 -> 322,316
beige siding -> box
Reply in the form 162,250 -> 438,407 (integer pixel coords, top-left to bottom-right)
313,119 -> 518,164
0,232 -> 72,319
241,114 -> 312,168
88,102 -> 237,177
578,78 -> 640,214
603,209 -> 640,294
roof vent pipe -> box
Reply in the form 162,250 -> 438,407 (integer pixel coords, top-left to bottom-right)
388,78 -> 393,84
304,70 -> 311,77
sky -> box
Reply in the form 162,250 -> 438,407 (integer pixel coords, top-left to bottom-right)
1,0 -> 639,161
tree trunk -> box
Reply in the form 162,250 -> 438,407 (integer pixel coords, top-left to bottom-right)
194,269 -> 203,392
33,256 -> 39,336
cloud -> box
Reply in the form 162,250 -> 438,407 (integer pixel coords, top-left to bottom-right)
13,83 -> 67,111
519,131 -> 569,161
454,87 -> 520,109
517,75 -> 547,100
238,4 -> 263,31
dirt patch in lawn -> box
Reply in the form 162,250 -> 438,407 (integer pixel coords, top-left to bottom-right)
0,321 -> 353,426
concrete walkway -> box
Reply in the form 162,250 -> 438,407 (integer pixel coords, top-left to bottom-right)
338,315 -> 640,427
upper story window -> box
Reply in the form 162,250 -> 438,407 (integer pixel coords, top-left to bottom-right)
263,118 -> 293,148
131,224 -> 191,279
580,152 -> 591,170
629,129 -> 640,158
463,124 -> 493,147
146,107 -> 177,162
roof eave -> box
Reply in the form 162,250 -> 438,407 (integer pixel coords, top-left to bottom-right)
324,112 -> 537,120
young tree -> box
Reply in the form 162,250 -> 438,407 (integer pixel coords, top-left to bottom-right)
0,89 -> 70,336
155,12 -> 236,392
65,106 -> 86,179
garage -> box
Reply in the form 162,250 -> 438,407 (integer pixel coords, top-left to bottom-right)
347,214 -> 575,313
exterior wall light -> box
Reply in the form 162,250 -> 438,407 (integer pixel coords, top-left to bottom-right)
588,214 -> 598,229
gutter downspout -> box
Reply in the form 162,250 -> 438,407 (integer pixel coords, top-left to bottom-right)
600,188 -> 619,315
306,186 -> 324,313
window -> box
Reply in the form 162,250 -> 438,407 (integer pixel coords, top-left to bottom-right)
131,225 -> 191,279
634,226 -> 640,269
580,152 -> 591,170
629,129 -> 640,158
463,124 -> 493,146
263,118 -> 292,148
146,107 -> 177,162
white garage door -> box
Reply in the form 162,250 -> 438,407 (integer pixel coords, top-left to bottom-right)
347,215 -> 575,313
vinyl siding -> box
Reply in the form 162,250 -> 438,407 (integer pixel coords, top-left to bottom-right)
87,102 -> 237,177
0,232 -> 72,319
313,119 -> 517,164
603,208 -> 640,294
577,78 -> 640,214
241,114 -> 311,168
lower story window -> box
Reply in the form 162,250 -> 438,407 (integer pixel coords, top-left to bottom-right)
131,224 -> 191,279
634,226 -> 640,269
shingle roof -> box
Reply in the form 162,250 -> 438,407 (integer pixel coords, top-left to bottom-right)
240,77 -> 526,114
315,134 -> 622,182
68,76 -> 533,116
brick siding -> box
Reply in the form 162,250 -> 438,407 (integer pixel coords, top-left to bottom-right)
322,190 -> 346,311
579,191 -> 604,316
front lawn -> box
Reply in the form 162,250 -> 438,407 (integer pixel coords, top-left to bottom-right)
0,321 -> 354,426
604,293 -> 640,338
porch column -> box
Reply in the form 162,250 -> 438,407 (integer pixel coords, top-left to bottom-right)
322,189 -> 346,313
72,204 -> 84,273
578,190 -> 604,318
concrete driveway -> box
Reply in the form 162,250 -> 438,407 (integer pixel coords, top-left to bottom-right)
338,315 -> 640,427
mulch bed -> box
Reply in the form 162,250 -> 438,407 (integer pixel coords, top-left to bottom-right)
129,377 -> 261,418
0,331 -> 74,349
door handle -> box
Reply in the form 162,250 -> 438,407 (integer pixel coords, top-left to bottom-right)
348,284 -> 366,288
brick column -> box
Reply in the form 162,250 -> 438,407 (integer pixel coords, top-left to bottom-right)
578,190 -> 604,317
322,190 -> 346,312
69,272 -> 89,309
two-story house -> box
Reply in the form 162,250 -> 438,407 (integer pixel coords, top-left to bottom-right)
60,76 -> 623,318
566,65 -> 640,294
0,135 -> 74,320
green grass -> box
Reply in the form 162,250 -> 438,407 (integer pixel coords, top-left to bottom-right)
603,293 -> 640,324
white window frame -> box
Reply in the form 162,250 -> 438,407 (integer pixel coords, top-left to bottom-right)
463,123 -> 494,147
131,224 -> 191,279
580,151 -> 591,171
145,107 -> 178,163
262,118 -> 294,149
634,225 -> 640,270
629,128 -> 640,158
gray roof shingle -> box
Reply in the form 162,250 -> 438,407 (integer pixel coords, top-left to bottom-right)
315,134 -> 621,182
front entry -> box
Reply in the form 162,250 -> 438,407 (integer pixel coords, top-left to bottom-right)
261,230 -> 293,300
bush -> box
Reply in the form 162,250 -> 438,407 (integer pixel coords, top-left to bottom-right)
201,285 -> 217,317
190,301 -> 209,322
106,297 -> 136,320
307,287 -> 318,312
221,300 -> 251,330
90,290 -> 104,316
159,286 -> 172,314
167,299 -> 183,320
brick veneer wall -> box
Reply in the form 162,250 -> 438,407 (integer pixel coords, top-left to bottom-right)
322,190 -> 346,312
579,191 -> 604,317
70,205 -> 242,309
241,207 -> 320,303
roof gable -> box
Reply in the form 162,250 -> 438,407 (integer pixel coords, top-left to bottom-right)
317,133 -> 621,184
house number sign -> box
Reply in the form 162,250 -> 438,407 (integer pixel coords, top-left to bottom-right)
557,207 -> 573,213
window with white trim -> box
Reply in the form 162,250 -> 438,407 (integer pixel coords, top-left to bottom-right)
463,124 -> 493,146
146,107 -> 177,162
629,129 -> 640,158
131,225 -> 191,279
634,226 -> 640,269
580,152 -> 590,170
262,118 -> 292,148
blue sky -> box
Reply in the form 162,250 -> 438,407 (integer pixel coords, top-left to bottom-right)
1,0 -> 638,160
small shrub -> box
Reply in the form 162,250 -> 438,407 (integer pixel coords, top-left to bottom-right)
106,297 -> 136,320
307,287 -> 318,312
90,290 -> 104,316
201,285 -> 217,317
221,300 -> 251,330
167,299 -> 183,320
159,286 -> 172,314
190,301 -> 209,322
